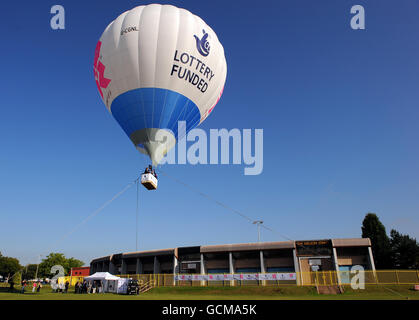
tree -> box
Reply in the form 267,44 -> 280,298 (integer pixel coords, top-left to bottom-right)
38,253 -> 67,278
0,255 -> 22,279
37,253 -> 84,278
22,264 -> 39,280
361,213 -> 392,269
65,257 -> 84,274
390,229 -> 419,269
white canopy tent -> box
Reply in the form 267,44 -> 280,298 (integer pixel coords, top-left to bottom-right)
84,272 -> 120,281
84,272 -> 129,294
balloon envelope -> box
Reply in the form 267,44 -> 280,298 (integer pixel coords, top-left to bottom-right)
94,4 -> 227,164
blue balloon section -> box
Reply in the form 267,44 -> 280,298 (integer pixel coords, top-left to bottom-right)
110,88 -> 201,147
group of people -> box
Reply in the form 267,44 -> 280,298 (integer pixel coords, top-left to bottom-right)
53,280 -> 69,293
17,280 -> 42,294
144,165 -> 157,178
12,279 -> 104,295
74,280 -> 103,294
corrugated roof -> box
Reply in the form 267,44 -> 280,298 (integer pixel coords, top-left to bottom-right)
90,255 -> 110,263
122,248 -> 175,258
200,241 -> 295,253
332,238 -> 371,247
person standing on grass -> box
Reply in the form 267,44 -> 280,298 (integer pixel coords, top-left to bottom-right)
65,281 -> 69,293
37,281 -> 42,293
87,281 -> 92,294
32,282 -> 36,293
21,280 -> 26,294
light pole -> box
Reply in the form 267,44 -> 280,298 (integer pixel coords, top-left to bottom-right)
35,254 -> 42,281
252,220 -> 263,242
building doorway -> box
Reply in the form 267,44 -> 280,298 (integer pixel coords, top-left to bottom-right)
299,256 -> 335,285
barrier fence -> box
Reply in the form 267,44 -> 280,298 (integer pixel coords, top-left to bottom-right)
58,270 -> 419,288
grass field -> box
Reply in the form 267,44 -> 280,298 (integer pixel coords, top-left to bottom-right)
1,284 -> 419,300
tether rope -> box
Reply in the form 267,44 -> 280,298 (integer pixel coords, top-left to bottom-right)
156,168 -> 295,242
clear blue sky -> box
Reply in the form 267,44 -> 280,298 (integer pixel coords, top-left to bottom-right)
1,0 -> 418,266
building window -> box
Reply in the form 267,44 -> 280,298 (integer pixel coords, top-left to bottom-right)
236,268 -> 261,273
266,267 -> 295,273
207,268 -> 229,274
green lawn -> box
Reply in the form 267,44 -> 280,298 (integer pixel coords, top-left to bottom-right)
1,284 -> 418,300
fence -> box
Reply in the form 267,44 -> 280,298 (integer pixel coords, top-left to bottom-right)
59,270 -> 419,287
116,270 -> 419,287
301,270 -> 419,286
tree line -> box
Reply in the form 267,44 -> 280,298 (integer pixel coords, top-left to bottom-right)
362,213 -> 419,269
0,252 -> 84,282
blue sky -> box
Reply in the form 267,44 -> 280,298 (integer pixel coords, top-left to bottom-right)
1,0 -> 418,266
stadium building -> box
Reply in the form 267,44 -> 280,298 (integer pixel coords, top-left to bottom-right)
90,238 -> 375,285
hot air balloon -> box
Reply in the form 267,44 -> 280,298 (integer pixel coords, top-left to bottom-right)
94,4 -> 227,189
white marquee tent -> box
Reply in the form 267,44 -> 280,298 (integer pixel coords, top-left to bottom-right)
84,272 -> 129,294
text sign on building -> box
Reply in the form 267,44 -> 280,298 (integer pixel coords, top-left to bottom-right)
295,240 -> 332,256
187,263 -> 197,269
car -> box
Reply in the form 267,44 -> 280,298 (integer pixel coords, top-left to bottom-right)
126,279 -> 140,295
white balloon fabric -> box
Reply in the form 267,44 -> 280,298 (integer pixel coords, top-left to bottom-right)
94,4 -> 227,164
